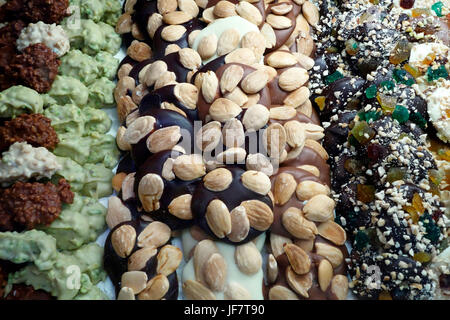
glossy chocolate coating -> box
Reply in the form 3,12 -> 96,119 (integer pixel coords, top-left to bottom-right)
142,84 -> 200,121
263,236 -> 349,300
130,108 -> 194,167
191,166 -> 273,244
153,18 -> 205,59
103,220 -> 179,300
133,150 -> 200,230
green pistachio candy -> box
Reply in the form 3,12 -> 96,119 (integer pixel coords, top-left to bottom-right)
47,75 -> 89,107
87,77 -> 115,108
81,163 -> 114,198
44,104 -> 86,138
7,242 -> 107,300
83,107 -> 112,134
85,133 -> 120,168
40,193 -> 106,251
0,86 -> 43,118
94,51 -> 119,80
60,50 -> 101,85
63,19 -> 121,55
55,157 -> 87,192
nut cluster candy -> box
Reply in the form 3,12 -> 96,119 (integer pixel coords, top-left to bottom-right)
104,220 -> 181,300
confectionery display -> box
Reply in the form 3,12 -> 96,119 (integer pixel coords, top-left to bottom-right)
0,0 -> 448,301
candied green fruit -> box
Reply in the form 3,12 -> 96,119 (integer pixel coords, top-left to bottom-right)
381,80 -> 395,91
356,184 -> 375,203
413,252 -> 431,263
393,69 -> 415,85
365,85 -> 377,99
354,230 -> 370,250
350,121 -> 375,144
392,105 -> 410,123
431,1 -> 444,17
344,158 -> 364,175
409,112 -> 427,129
426,65 -> 449,82
325,71 -> 344,85
358,110 -> 381,122
420,213 -> 441,243
377,92 -> 397,113
387,167 -> 407,182
345,39 -> 359,56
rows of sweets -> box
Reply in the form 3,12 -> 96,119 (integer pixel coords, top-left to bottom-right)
105,0 -> 448,300
0,0 -> 123,300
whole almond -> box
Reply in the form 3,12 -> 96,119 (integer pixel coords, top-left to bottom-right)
202,6 -> 215,23
128,247 -> 158,271
127,40 -> 152,62
298,164 -> 320,177
283,86 -> 310,108
224,282 -> 252,300
271,3 -> 293,15
296,180 -> 330,201
117,287 -> 135,300
318,259 -> 333,292
303,194 -> 335,222
330,275 -> 349,300
241,170 -> 271,195
198,33 -> 218,60
196,121 -> 222,152
138,274 -> 169,300
112,224 -> 136,258
216,147 -> 247,164
183,280 -> 217,300
282,207 -> 318,240
121,271 -> 148,294
273,172 -> 297,205
228,206 -> 250,243
116,93 -> 135,122
138,173 -> 164,212
283,120 -> 306,148
107,196 -> 132,229
156,244 -> 183,276
161,25 -> 187,42
246,153 -> 274,177
178,48 -> 202,70
241,31 -> 266,59
305,139 -> 329,160
224,86 -> 248,107
235,1 -> 263,25
112,171 -> 127,192
147,126 -> 181,153
268,285 -> 299,300
302,1 -> 319,26
317,221 -> 346,246
241,69 -> 269,94
174,83 -> 198,109
163,10 -> 192,24
225,48 -> 256,65
240,200 -> 273,231
242,104 -> 270,131
217,28 -> 240,55
315,242 -> 344,268
147,13 -> 163,38
266,14 -> 292,29
157,0 -> 177,14
173,154 -> 206,181
261,23 -> 276,49
203,253 -> 227,292
194,240 -> 220,284
209,98 -> 241,122
145,60 -> 168,87
269,106 -> 297,121
267,51 -> 297,68
137,221 -> 171,249
188,29 -> 201,47
122,173 -> 136,201
263,123 -> 287,158
235,241 -> 262,275
203,168 -> 233,192
284,243 -> 311,275
116,13 -> 132,34
213,0 -> 236,18
285,266 -> 312,298
278,67 -> 309,91
179,0 -> 199,17
125,0 -> 137,12
201,71 -> 219,103
154,71 -> 176,90
220,65 -> 244,94
168,194 -> 193,220
206,199 -> 232,238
